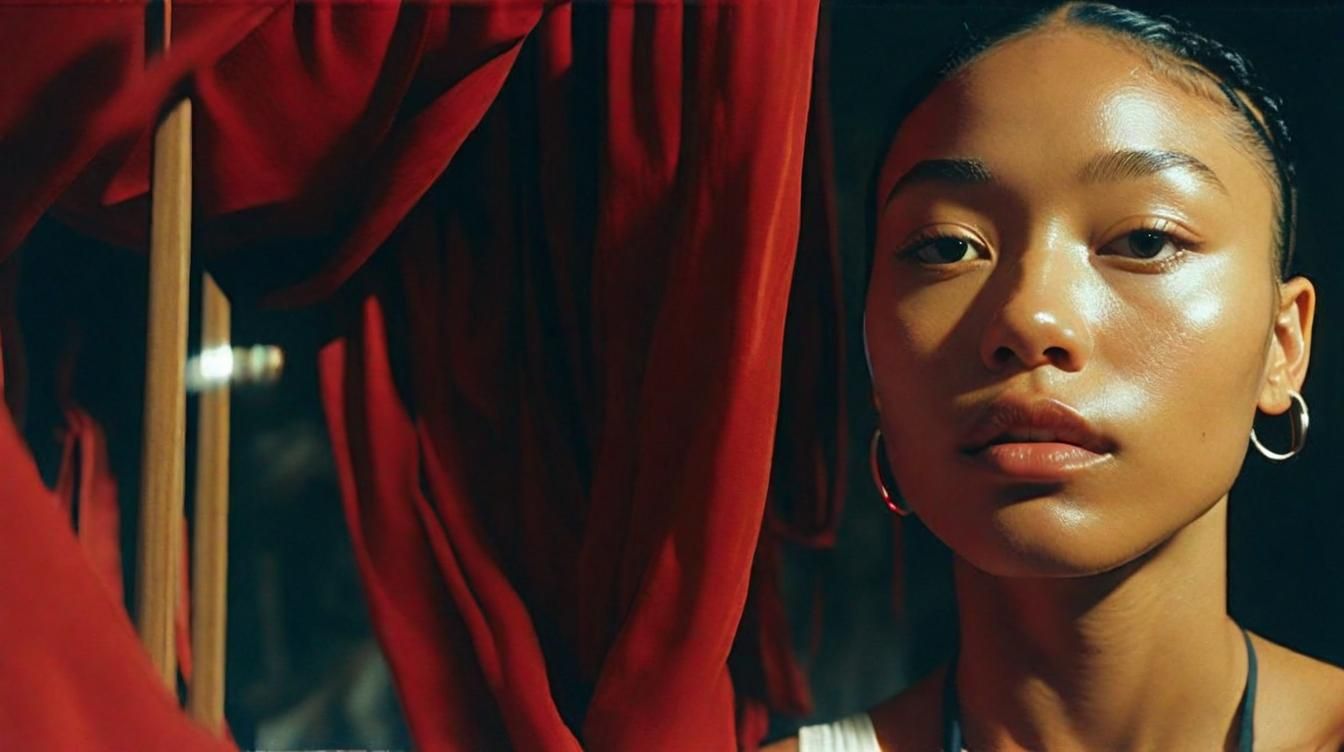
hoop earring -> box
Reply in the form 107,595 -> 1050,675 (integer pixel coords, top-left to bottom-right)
870,428 -> 911,516
1250,389 -> 1310,462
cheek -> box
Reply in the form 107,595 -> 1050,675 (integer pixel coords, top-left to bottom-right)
1101,255 -> 1272,492
865,269 -> 982,397
864,274 -> 979,474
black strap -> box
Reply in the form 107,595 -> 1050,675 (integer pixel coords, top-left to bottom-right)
940,626 -> 1258,751
1237,626 -> 1258,752
941,642 -> 962,752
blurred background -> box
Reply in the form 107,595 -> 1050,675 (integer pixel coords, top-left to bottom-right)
11,2 -> 1342,748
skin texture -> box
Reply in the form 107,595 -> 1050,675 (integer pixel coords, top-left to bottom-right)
766,22 -> 1344,752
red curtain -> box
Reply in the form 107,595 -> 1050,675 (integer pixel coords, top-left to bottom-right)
0,3 -> 841,749
0,398 -> 234,751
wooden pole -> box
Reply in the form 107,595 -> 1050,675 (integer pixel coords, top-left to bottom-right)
188,275 -> 230,729
135,0 -> 190,689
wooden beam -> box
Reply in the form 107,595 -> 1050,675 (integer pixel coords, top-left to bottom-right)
135,0 -> 191,688
188,275 -> 230,730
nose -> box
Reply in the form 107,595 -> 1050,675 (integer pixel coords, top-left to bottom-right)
979,245 -> 1093,374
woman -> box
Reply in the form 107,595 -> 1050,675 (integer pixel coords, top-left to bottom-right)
770,3 -> 1344,750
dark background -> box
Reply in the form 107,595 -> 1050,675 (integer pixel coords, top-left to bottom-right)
14,3 -> 1342,748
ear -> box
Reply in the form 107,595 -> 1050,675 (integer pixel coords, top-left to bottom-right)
1258,275 -> 1316,414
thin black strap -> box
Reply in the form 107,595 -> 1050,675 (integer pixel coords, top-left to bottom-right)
1238,626 -> 1258,752
940,628 -> 1259,752
941,642 -> 961,752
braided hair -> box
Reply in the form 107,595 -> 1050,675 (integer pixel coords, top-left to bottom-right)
869,2 -> 1298,279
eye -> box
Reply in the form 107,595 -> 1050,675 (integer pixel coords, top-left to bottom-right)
1099,228 -> 1181,260
901,235 -> 985,265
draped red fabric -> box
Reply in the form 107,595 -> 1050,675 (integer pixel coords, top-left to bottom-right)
52,408 -> 126,603
735,15 -> 848,735
0,257 -> 22,420
0,3 -> 275,262
2,2 -> 840,749
319,5 -> 824,747
51,404 -> 199,687
0,405 -> 233,751
49,2 -> 547,307
0,243 -> 211,747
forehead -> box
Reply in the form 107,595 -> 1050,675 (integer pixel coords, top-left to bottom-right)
878,27 -> 1273,213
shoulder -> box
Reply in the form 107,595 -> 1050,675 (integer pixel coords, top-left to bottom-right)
866,663 -> 949,752
1248,630 -> 1344,751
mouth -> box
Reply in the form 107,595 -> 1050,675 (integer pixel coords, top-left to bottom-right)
960,397 -> 1115,481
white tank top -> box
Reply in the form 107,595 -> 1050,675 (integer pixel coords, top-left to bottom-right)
797,711 -> 882,752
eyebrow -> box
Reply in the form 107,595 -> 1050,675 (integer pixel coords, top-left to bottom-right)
883,148 -> 1227,207
883,158 -> 992,206
1080,148 -> 1227,194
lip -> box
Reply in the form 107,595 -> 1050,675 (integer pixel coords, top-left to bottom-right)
960,397 -> 1115,481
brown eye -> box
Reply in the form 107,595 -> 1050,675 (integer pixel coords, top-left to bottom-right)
906,236 -> 981,264
1102,229 -> 1178,260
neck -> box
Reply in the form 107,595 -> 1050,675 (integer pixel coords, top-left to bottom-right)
952,495 -> 1250,751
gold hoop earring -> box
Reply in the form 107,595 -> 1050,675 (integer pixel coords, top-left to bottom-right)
1250,389 -> 1310,462
870,428 -> 911,516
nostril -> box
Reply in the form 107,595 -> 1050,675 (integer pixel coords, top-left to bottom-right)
1044,345 -> 1071,365
989,344 -> 1073,370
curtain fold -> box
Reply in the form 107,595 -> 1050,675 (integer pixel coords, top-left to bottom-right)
1,2 -> 840,749
0,2 -> 275,263
321,5 -> 826,748
0,403 -> 233,751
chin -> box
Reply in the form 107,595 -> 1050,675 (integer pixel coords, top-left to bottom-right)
923,488 -> 1171,579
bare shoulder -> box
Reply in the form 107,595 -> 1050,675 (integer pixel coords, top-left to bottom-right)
1248,630 -> 1344,751
867,664 -> 949,752
761,737 -> 799,752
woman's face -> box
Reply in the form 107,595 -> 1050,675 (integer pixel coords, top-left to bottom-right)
864,27 -> 1314,577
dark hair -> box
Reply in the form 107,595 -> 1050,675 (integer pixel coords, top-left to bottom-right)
867,2 -> 1298,279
